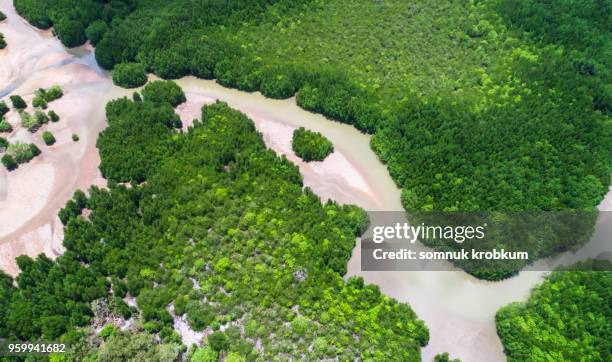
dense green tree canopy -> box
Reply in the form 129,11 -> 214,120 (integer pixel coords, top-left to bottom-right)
0,90 -> 428,360
13,0 -> 612,280
84,19 -> 108,46
13,0 -> 610,211
496,260 -> 611,361
291,127 -> 334,162
141,80 -> 186,107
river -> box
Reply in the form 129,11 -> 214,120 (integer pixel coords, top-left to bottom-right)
1,1 -> 610,361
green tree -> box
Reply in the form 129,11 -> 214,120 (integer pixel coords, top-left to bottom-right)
191,346 -> 218,362
0,101 -> 8,117
43,131 -> 56,145
1,154 -> 17,170
141,80 -> 186,107
54,19 -> 86,47
207,332 -> 228,353
112,62 -> 147,88
10,95 -> 26,109
292,127 -> 334,162
435,352 -> 461,362
49,110 -> 60,123
85,20 -> 108,45
0,119 -> 12,132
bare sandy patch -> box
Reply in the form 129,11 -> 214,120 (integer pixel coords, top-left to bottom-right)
598,186 -> 612,212
0,0 -> 126,276
175,93 -> 215,130
0,217 -> 64,275
0,163 -> 54,235
252,117 -> 373,204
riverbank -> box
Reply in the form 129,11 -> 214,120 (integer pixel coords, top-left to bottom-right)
0,0 -> 122,274
173,77 -> 401,212
1,1 -> 610,360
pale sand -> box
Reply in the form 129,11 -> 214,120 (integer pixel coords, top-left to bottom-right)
0,80 -> 112,275
0,0 -> 123,275
252,117 -> 373,204
0,163 -> 54,235
0,217 -> 64,273
175,93 -> 215,129
0,2 -> 61,96
598,186 -> 612,212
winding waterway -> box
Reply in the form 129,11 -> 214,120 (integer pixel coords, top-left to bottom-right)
1,1 -> 610,360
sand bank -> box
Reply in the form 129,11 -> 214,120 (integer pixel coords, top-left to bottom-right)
0,0 -> 122,275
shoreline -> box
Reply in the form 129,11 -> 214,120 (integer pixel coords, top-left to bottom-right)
0,0 -> 125,275
1,2 -> 610,360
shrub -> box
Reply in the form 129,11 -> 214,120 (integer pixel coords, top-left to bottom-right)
10,95 -> 26,109
7,141 -> 39,164
0,101 -> 8,117
207,331 -> 228,352
0,137 -> 8,151
32,95 -> 47,108
0,119 -> 12,132
225,352 -> 245,362
45,85 -> 63,101
112,63 -> 147,88
34,86 -> 63,107
141,80 -> 186,107
85,20 -> 108,46
72,133 -> 79,142
29,143 -> 41,157
34,110 -> 49,124
435,352 -> 461,362
0,33 -> 5,49
0,10 -> 6,21
1,154 -> 17,170
291,127 -> 334,162
20,111 -> 40,132
54,19 -> 86,47
48,110 -> 60,122
42,131 -> 56,145
191,346 -> 218,362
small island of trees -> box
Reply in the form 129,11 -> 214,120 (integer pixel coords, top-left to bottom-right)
291,127 -> 334,162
